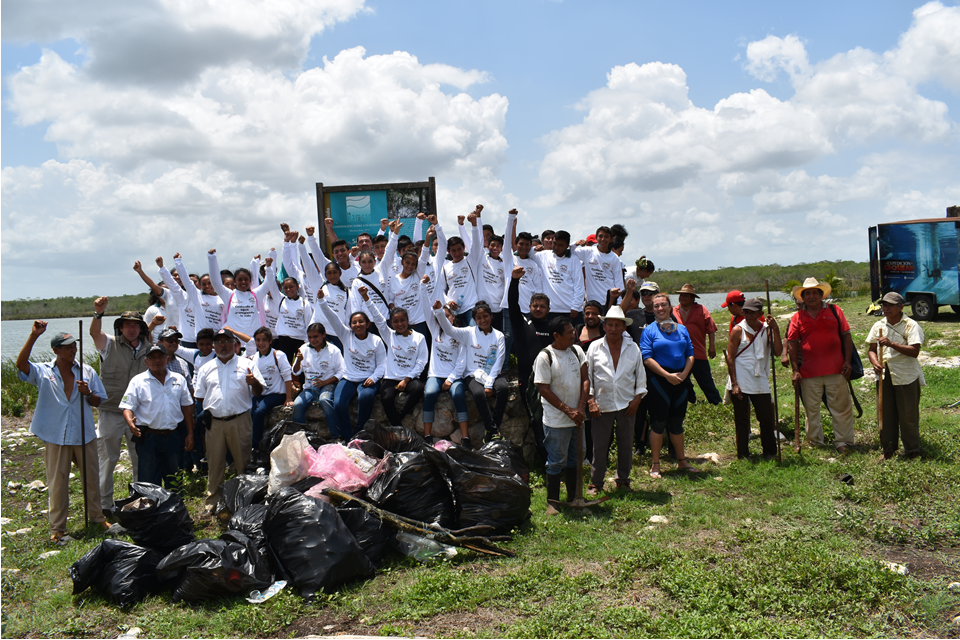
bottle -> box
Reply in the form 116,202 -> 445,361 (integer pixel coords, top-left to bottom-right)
484,345 -> 497,373
392,532 -> 457,562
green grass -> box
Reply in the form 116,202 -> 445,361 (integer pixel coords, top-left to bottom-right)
2,295 -> 958,638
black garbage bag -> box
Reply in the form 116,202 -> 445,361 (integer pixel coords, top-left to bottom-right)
265,488 -> 374,600
289,475 -> 323,494
351,438 -> 387,460
478,440 -> 530,483
366,424 -> 426,454
367,451 -> 456,528
114,483 -> 195,555
227,504 -> 270,559
215,474 -> 269,521
70,539 -> 164,607
252,420 -> 330,471
336,504 -> 393,567
446,457 -> 531,534
156,531 -> 273,603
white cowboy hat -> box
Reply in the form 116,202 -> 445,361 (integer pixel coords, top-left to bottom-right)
600,306 -> 633,326
792,277 -> 832,302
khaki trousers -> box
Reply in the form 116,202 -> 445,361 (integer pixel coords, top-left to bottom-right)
45,440 -> 106,536
800,373 -> 855,449
205,413 -> 252,508
97,409 -> 138,510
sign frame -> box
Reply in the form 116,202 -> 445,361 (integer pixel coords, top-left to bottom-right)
315,178 -> 437,254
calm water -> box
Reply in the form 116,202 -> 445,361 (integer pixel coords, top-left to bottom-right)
1,316 -> 120,360
0,290 -> 789,359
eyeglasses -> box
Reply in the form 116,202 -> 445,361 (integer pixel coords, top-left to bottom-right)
161,337 -> 180,343
640,291 -> 655,296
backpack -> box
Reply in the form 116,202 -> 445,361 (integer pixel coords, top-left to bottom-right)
525,346 -> 585,424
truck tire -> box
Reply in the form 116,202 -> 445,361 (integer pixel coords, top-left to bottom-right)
911,295 -> 938,321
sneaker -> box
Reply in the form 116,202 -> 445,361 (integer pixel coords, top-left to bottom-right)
460,436 -> 473,450
423,435 -> 435,444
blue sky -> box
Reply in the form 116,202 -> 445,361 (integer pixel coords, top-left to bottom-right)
2,0 -> 958,299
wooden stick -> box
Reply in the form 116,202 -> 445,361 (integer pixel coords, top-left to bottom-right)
323,489 -> 517,557
877,327 -> 884,438
765,280 -> 781,462
794,382 -> 802,454
79,320 -> 90,529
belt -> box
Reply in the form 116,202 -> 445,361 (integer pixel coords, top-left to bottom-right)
212,412 -> 246,422
139,426 -> 177,436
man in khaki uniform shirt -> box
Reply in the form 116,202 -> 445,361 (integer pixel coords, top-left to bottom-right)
866,292 -> 925,460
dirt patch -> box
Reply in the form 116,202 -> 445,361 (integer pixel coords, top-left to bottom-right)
876,545 -> 960,580
285,606 -> 516,638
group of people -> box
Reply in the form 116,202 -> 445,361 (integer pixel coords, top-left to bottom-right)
17,206 -> 927,537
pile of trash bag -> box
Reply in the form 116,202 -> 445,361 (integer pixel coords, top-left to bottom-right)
215,474 -> 269,521
68,424 -> 531,606
156,531 -> 273,603
70,539 -> 165,607
114,483 -> 195,555
265,488 -> 374,599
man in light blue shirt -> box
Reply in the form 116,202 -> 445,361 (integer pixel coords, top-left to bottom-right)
16,321 -> 109,541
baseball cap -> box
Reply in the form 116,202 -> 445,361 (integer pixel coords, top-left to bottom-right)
50,332 -> 78,349
721,290 -> 746,308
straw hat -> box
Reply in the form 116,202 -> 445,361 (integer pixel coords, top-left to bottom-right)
600,305 -> 633,326
791,277 -> 832,302
674,283 -> 699,298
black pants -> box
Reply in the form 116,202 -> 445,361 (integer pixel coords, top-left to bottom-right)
519,379 -> 547,461
380,378 -> 426,426
272,336 -> 304,365
467,376 -> 509,434
732,392 -> 776,458
690,359 -> 723,405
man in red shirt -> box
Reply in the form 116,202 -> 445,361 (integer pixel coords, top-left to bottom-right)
672,284 -> 721,405
786,278 -> 856,452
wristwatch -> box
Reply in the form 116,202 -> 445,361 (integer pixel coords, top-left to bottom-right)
94,312 -> 105,319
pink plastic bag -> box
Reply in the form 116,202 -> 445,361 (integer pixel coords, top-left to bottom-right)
433,440 -> 453,452
307,444 -> 385,493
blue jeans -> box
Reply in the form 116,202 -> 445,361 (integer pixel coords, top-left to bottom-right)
334,378 -> 380,439
543,424 -> 582,475
252,393 -> 285,450
136,430 -> 181,491
293,382 -> 337,429
422,377 -> 469,423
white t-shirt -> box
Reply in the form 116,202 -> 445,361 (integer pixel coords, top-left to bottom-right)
533,345 -> 586,428
574,246 -> 625,305
295,342 -> 346,387
250,348 -> 293,396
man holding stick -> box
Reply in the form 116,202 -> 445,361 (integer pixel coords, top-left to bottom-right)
726,299 -> 782,459
16,322 -> 109,541
866,292 -> 925,460
787,278 -> 856,453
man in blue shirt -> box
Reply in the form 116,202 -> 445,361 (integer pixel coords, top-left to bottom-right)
16,321 -> 109,541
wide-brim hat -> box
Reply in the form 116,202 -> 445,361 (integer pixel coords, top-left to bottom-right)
792,277 -> 832,302
600,306 -> 633,326
674,283 -> 699,298
113,311 -> 149,338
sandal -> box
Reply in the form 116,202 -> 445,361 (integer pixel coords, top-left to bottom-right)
585,485 -> 599,497
649,464 -> 662,479
676,458 -> 701,474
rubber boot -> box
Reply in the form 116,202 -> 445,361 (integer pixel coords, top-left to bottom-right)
564,468 -> 579,503
545,473 -> 562,515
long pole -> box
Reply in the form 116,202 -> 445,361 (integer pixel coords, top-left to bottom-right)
79,320 -> 90,529
794,383 -> 802,453
877,327 -> 884,440
765,280 -> 781,462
